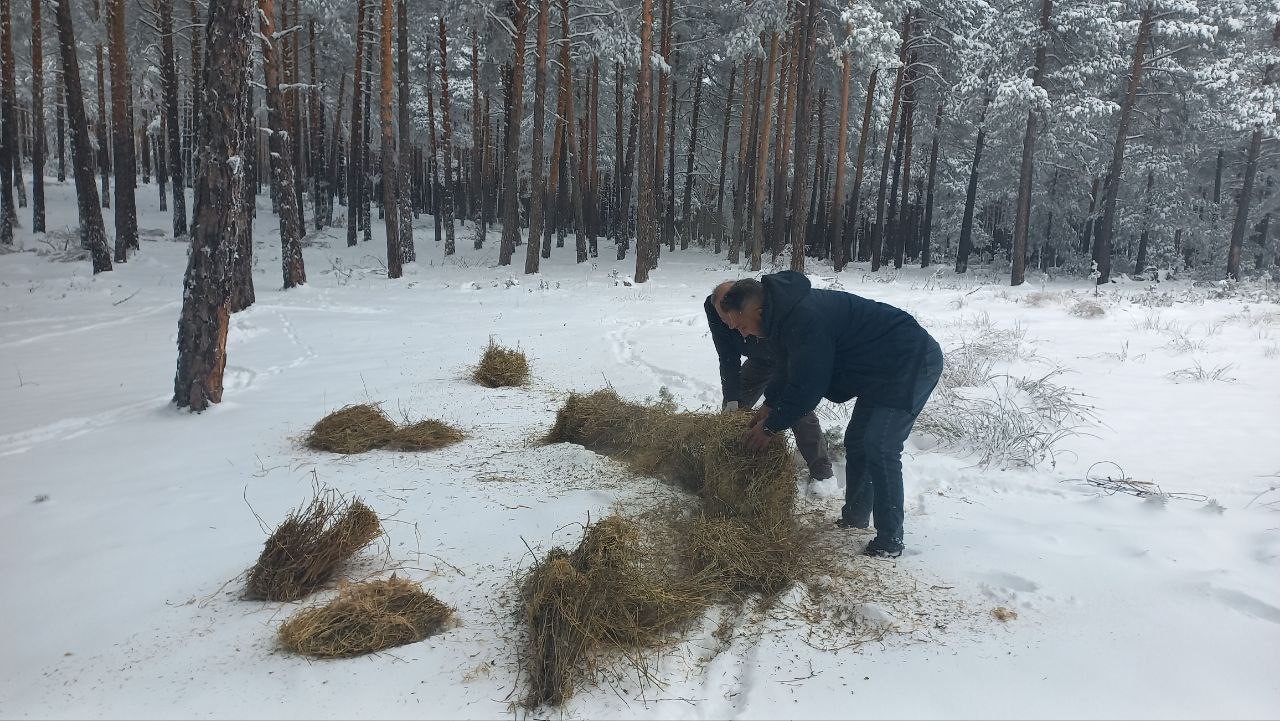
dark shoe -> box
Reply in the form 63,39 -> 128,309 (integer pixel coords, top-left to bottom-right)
863,536 -> 904,558
834,516 -> 870,530
809,465 -> 835,482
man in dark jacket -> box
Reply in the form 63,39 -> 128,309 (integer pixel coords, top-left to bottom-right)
706,281 -> 833,482
718,272 -> 943,558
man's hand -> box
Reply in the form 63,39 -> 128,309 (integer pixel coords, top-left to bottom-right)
749,404 -> 772,428
745,421 -> 773,452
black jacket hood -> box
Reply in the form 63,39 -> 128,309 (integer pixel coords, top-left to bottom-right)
762,271 -> 812,339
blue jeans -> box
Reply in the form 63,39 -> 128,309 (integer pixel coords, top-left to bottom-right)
840,338 -> 944,544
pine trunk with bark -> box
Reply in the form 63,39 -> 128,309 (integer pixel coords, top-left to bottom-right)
379,0 -> 401,278
259,0 -> 306,287
633,0 -> 656,282
437,17 -> 457,254
894,53 -> 915,269
871,13 -> 910,271
850,67 -> 878,263
750,33 -> 781,272
346,0 -> 366,247
787,0 -> 820,272
395,0 -> 413,262
680,61 -> 703,248
0,0 -> 16,243
1094,2 -> 1154,284
499,0 -> 530,266
159,0 -> 188,236
714,65 -> 735,253
955,90 -> 990,273
920,101 -> 942,267
1011,0 -> 1052,285
52,0 -> 111,271
174,0 -> 254,411
108,0 -> 138,262
525,0 -> 551,273
30,0 -> 45,234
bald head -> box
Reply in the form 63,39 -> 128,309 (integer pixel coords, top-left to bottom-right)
712,280 -> 736,311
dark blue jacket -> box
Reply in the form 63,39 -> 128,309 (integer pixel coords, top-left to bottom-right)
761,271 -> 933,433
705,294 -> 777,405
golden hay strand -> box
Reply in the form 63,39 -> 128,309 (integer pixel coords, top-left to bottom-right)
246,488 -> 382,602
278,576 -> 453,658
305,404 -> 398,454
472,339 -> 531,388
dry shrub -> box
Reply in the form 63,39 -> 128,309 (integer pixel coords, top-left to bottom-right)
1021,290 -> 1064,307
1069,299 -> 1106,318
526,391 -> 812,707
306,404 -> 398,454
389,419 -> 465,451
472,339 -> 530,387
246,487 -> 382,602
520,516 -> 710,707
278,576 -> 452,657
306,404 -> 463,455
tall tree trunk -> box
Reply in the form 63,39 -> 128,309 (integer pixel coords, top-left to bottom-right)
230,81 -> 256,313
664,73 -> 676,252
829,51 -> 852,271
681,61 -> 704,248
57,70 -> 66,183
786,0 -> 820,272
0,0 -> 16,242
174,0 -> 254,411
1095,2 -> 1154,284
769,24 -> 795,261
730,58 -> 759,265
1134,167 -> 1154,274
525,0 -> 550,273
258,0 -> 305,287
556,0 -> 588,263
894,52 -> 915,269
155,91 -> 168,210
425,64 -> 443,245
715,65 -> 736,254
871,13 -> 910,271
437,17 -> 457,254
30,0 -> 45,234
633,0 -> 656,282
542,47 -> 568,259
499,0 -> 530,266
378,0 -> 401,278
328,74 -> 345,221
108,0 -> 138,262
189,0 -> 202,188
920,101 -> 942,268
95,40 -> 110,210
360,42 -> 372,243
395,0 -> 413,262
470,29 -> 482,232
650,0 -> 673,264
1011,0 -> 1052,285
750,33 -> 781,272
1228,126 -> 1264,280
310,19 -> 328,231
618,85 -> 638,259
159,0 -> 187,236
850,67 -> 878,263
52,0 -> 111,270
955,90 -> 990,273
346,0 -> 366,247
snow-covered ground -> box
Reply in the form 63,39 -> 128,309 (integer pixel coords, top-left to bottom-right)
2,181 -> 1279,719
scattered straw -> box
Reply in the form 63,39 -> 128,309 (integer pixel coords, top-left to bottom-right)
246,486 -> 382,602
992,606 -> 1018,622
279,576 -> 453,657
472,339 -> 530,388
306,404 -> 463,455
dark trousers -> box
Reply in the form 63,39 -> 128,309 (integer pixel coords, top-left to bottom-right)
841,338 -> 944,544
739,358 -> 833,478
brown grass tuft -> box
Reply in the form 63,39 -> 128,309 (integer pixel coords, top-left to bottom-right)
278,576 -> 453,657
305,404 -> 398,454
246,487 -> 382,602
389,419 -> 465,451
472,339 -> 530,387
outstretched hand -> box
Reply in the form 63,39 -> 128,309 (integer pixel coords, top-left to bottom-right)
745,421 -> 772,452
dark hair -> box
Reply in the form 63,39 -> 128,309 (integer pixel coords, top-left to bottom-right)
719,278 -> 763,313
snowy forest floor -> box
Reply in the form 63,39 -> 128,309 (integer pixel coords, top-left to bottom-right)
2,182 -> 1279,719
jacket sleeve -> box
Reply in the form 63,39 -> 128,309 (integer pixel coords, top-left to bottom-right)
763,308 -> 832,432
705,295 -> 742,405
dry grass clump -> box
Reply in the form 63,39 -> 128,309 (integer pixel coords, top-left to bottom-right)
278,575 -> 453,657
472,339 -> 530,387
306,404 -> 398,454
1021,290 -> 1065,307
246,487 -> 382,602
389,419 -> 465,451
992,606 -> 1018,622
526,390 -> 814,707
306,404 -> 463,454
1069,299 -> 1106,318
521,516 -> 710,707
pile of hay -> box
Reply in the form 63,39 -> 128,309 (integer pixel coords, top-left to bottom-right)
525,390 -> 815,706
472,339 -> 530,388
279,575 -> 453,658
245,487 -> 382,602
520,516 -> 710,707
305,404 -> 464,455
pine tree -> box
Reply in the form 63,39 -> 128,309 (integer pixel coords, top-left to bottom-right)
108,0 -> 139,262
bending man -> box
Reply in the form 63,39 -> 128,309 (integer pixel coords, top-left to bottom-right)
717,272 -> 943,558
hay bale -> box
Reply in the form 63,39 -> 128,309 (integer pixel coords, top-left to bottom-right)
246,488 -> 382,602
520,516 -> 709,708
682,514 -> 808,596
278,576 -> 453,657
306,404 -> 398,454
472,339 -> 530,387
389,419 -> 465,451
